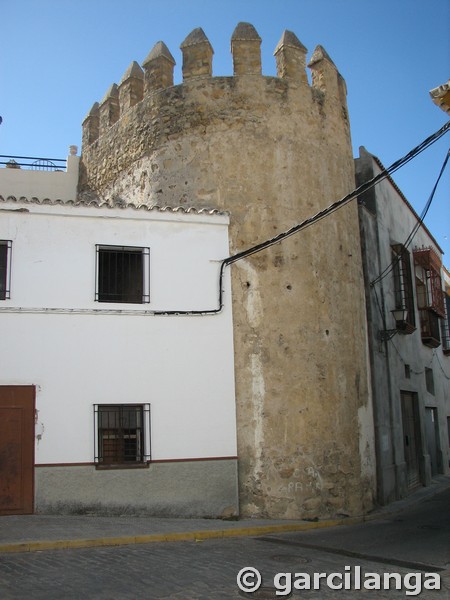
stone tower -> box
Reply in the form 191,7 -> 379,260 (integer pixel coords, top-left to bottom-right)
79,23 -> 375,518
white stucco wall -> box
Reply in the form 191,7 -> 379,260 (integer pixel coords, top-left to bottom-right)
1,154 -> 79,201
0,200 -> 237,466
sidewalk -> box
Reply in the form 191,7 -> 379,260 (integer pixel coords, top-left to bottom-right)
1,475 -> 449,554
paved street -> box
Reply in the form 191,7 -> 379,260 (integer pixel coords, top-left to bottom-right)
269,486 -> 450,571
0,486 -> 449,599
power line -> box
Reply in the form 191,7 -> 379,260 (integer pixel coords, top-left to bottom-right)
223,121 -> 450,270
2,125 -> 448,319
27,121 -> 443,318
370,147 -> 450,287
159,121 -> 450,315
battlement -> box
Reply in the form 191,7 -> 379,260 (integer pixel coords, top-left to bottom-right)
79,21 -> 354,216
82,22 -> 348,149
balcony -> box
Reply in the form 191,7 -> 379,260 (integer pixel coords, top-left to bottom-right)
419,308 -> 441,348
0,150 -> 79,203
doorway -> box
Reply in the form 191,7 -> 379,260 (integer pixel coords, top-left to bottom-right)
425,407 -> 441,476
400,391 -> 422,490
0,386 -> 35,514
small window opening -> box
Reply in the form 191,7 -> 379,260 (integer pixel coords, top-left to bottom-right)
0,240 -> 12,300
96,245 -> 150,304
94,404 -> 151,466
425,367 -> 435,395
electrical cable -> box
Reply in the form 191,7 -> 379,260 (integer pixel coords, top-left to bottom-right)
367,145 -> 450,375
4,123 -> 446,318
370,147 -> 450,287
371,264 -> 450,379
159,121 -> 450,315
433,348 -> 450,380
223,121 -> 450,271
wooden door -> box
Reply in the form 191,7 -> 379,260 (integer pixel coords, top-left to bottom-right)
0,386 -> 35,515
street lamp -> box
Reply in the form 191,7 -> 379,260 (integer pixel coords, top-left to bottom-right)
378,308 -> 409,341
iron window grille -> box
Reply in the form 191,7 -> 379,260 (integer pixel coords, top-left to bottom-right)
413,247 -> 445,348
95,245 -> 150,304
0,241 -> 12,300
413,247 -> 445,316
418,304 -> 442,348
391,244 -> 416,333
94,404 -> 151,466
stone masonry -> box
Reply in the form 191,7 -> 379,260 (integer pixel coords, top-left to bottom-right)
79,23 -> 376,519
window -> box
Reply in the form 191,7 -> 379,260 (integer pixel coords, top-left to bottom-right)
0,241 -> 12,300
425,367 -> 435,395
94,404 -> 151,466
413,247 -> 445,348
391,244 -> 415,333
95,245 -> 150,304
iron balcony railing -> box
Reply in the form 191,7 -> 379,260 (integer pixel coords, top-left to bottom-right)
0,155 -> 66,171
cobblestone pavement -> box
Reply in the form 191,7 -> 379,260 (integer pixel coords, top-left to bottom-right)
276,487 -> 450,571
1,483 -> 449,599
0,533 -> 448,599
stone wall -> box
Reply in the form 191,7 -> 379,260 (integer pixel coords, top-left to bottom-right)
79,23 -> 376,518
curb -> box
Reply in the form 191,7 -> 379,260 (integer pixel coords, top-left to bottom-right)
1,478 -> 448,554
0,517 -> 351,554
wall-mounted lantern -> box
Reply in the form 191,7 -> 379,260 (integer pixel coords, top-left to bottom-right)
378,308 -> 409,341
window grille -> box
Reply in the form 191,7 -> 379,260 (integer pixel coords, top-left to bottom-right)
94,404 -> 151,465
413,247 -> 445,348
391,244 -> 415,333
95,245 -> 150,304
413,247 -> 445,316
417,299 -> 442,348
0,241 -> 12,300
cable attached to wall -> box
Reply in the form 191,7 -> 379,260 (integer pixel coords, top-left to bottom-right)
2,123 -> 448,318
222,121 -> 450,274
368,144 -> 449,371
153,123 -> 450,316
205,122 -> 450,317
370,147 -> 450,288
67,121 -> 450,317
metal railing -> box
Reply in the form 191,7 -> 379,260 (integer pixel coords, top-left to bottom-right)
0,155 -> 66,171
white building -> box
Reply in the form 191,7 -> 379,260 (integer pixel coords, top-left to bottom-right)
0,151 -> 238,516
356,146 -> 450,505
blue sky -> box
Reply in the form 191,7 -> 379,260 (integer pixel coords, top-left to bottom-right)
2,0 -> 449,261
